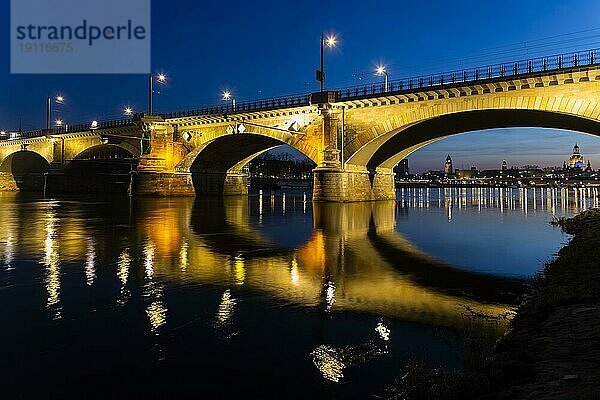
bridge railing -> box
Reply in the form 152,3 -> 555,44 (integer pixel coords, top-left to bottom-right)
0,118 -> 135,142
160,94 -> 311,119
335,49 -> 599,100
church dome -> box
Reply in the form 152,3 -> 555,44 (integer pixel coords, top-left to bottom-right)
568,143 -> 585,169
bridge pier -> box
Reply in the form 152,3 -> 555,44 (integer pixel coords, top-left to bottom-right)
131,172 -> 195,196
191,172 -> 249,196
312,167 -> 396,202
130,171 -> 248,196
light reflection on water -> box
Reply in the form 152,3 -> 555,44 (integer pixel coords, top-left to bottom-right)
397,186 -> 596,277
0,188 -> 590,398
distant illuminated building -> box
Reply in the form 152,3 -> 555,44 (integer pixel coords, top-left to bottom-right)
568,144 -> 585,169
502,160 -> 508,171
444,155 -> 453,175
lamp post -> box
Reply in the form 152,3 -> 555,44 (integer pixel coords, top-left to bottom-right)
46,94 -> 64,130
376,65 -> 388,92
317,33 -> 337,92
148,73 -> 167,115
124,106 -> 134,116
222,91 -> 236,111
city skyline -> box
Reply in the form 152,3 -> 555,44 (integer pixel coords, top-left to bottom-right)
409,128 -> 600,173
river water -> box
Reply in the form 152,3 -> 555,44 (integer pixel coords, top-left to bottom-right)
0,187 -> 597,398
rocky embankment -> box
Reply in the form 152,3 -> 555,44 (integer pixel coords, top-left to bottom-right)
489,208 -> 600,400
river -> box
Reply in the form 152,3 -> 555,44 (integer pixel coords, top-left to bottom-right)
0,187 -> 597,398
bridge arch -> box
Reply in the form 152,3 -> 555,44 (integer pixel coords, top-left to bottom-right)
344,97 -> 600,172
0,150 -> 51,174
70,143 -> 139,161
175,131 -> 318,195
374,109 -> 600,170
176,130 -> 319,174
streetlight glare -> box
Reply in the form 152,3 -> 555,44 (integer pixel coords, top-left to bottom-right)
157,73 -> 167,83
222,91 -> 231,100
326,36 -> 337,48
55,95 -> 65,104
376,65 -> 386,75
55,119 -> 63,126
124,107 -> 133,116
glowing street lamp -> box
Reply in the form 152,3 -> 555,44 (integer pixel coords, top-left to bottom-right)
317,33 -> 338,92
124,106 -> 134,116
148,72 -> 168,115
46,94 -> 65,129
222,91 -> 236,111
376,65 -> 388,92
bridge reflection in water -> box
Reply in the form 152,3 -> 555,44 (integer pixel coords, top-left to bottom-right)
0,192 -> 526,333
2,190 -> 585,395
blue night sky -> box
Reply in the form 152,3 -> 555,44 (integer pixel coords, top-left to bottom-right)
1,0 -> 600,171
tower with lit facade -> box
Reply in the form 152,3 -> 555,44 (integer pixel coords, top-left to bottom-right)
568,144 -> 585,169
444,155 -> 453,175
501,160 -> 508,171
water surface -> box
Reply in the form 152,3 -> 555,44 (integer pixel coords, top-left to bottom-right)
0,187 -> 595,398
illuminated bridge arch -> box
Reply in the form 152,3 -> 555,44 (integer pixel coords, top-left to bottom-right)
175,129 -> 320,174
342,84 -> 600,173
71,143 -> 139,161
365,108 -> 600,171
0,150 -> 51,174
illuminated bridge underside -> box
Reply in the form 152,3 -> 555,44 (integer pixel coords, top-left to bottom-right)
367,109 -> 600,171
1,62 -> 600,200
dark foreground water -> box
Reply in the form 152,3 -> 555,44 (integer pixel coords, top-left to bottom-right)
0,187 -> 597,399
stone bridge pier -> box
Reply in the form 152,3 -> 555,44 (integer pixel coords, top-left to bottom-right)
312,101 -> 396,202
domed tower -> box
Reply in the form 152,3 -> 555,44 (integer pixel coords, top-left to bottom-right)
501,160 -> 508,171
444,155 -> 453,175
568,144 -> 585,169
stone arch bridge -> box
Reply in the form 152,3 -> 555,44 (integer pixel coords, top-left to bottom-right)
1,49 -> 600,201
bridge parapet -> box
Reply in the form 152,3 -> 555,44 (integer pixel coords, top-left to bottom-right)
334,48 -> 599,101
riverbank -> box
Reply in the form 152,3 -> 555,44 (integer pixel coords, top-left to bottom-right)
387,208 -> 600,400
488,208 -> 600,399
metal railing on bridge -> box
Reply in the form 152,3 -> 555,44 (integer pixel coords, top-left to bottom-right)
160,93 -> 311,119
0,118 -> 134,142
335,48 -> 599,100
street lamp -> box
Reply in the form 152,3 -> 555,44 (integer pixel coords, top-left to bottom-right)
376,65 -> 388,92
222,91 -> 236,111
124,106 -> 134,116
148,72 -> 167,115
46,94 -> 65,129
317,32 -> 337,92
55,119 -> 68,131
